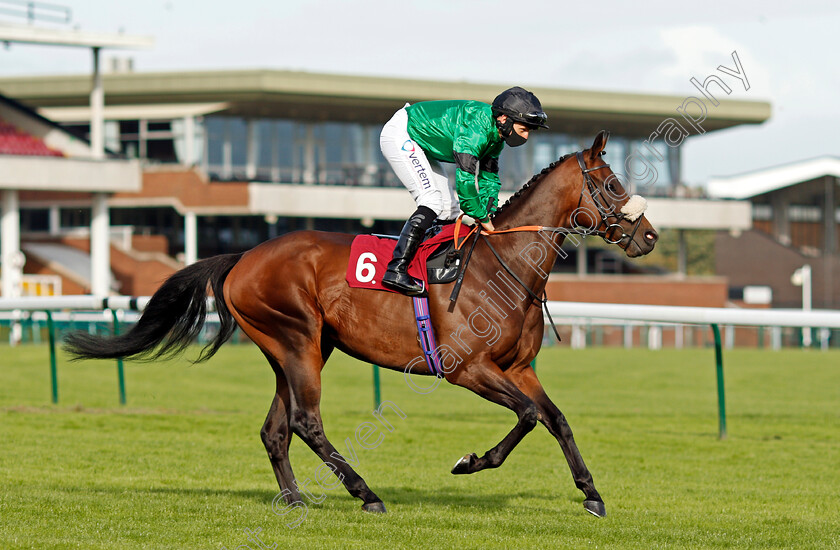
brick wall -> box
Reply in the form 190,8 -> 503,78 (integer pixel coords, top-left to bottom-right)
545,274 -> 728,307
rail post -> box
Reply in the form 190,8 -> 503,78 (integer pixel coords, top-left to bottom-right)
710,323 -> 727,439
110,309 -> 127,405
372,365 -> 381,410
46,310 -> 58,404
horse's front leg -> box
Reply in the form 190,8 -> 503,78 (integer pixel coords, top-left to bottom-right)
504,364 -> 606,517
445,356 -> 539,475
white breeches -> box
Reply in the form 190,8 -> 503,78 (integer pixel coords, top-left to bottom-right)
379,105 -> 461,221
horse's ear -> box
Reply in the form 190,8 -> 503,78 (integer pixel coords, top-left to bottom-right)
589,130 -> 610,159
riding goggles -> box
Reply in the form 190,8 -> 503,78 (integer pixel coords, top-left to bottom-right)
516,111 -> 549,129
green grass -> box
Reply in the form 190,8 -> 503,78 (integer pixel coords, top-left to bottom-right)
1,345 -> 838,549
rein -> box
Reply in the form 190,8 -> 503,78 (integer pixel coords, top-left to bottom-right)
448,218 -> 570,341
482,236 -> 564,343
447,151 -> 646,341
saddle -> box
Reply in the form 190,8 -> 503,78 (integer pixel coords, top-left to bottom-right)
426,239 -> 461,284
373,224 -> 461,284
347,222 -> 464,292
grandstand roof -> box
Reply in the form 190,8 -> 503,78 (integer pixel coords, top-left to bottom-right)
0,22 -> 153,49
0,118 -> 63,157
0,93 -> 69,131
0,69 -> 771,136
707,156 -> 840,199
0,93 -> 64,157
0,92 -> 141,192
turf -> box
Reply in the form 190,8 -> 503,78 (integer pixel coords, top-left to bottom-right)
0,344 -> 838,549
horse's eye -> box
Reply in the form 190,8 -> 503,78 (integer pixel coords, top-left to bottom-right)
606,183 -> 616,194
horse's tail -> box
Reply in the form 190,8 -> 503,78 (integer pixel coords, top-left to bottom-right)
64,253 -> 244,362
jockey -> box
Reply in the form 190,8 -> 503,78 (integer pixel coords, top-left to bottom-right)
379,86 -> 548,296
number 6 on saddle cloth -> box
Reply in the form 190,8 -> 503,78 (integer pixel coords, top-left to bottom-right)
346,223 -> 463,376
346,223 -> 461,292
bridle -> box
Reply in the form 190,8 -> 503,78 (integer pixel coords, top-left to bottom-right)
448,150 -> 650,340
462,152 -> 647,246
574,151 -> 645,246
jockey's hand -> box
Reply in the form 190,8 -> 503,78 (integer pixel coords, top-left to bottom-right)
480,219 -> 495,233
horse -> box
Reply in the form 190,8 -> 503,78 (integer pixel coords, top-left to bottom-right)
65,130 -> 658,518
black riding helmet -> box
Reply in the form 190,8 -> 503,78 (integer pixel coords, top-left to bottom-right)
492,86 -> 549,131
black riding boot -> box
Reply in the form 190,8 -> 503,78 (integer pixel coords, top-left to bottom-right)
382,207 -> 435,297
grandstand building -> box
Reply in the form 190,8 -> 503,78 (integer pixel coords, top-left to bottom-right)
0,93 -> 140,297
709,158 -> 840,309
0,68 -> 769,302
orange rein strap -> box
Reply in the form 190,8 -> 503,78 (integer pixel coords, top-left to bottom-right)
453,216 -> 477,250
480,225 -> 544,235
448,215 -> 565,342
453,215 -> 546,250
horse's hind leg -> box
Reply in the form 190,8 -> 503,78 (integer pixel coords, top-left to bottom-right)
225,305 -> 301,503
260,358 -> 300,503
446,357 -> 540,475
504,364 -> 605,517
224,277 -> 383,512
283,342 -> 387,513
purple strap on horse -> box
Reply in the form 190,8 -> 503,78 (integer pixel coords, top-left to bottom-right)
412,296 -> 444,377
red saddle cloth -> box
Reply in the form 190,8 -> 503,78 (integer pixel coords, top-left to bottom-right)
346,224 -> 457,292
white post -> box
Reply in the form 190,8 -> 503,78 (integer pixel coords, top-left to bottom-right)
771,326 -> 782,351
802,264 -> 812,348
48,205 -> 61,236
10,309 -> 22,346
819,328 -> 830,351
577,237 -> 587,275
571,323 -> 586,349
184,211 -> 197,265
138,119 -> 148,159
90,193 -> 111,296
304,124 -> 315,184
802,265 -> 812,312
222,119 -> 232,179
90,47 -> 104,160
623,323 -> 633,349
246,119 -> 258,180
2,190 -> 22,299
725,324 -> 735,350
647,325 -> 662,350
792,264 -> 813,347
802,264 -> 812,347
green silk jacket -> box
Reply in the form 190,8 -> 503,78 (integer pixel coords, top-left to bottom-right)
405,100 -> 504,221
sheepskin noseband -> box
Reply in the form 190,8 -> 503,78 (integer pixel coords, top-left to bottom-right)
620,195 -> 647,222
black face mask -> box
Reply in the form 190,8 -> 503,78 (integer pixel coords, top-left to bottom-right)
504,131 -> 527,147
496,116 -> 528,147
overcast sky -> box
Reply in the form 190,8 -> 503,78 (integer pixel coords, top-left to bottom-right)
1,0 -> 837,185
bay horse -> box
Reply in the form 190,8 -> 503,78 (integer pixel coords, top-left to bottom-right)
65,131 -> 658,518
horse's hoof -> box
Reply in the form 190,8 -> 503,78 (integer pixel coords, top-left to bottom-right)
583,500 -> 606,517
451,453 -> 477,475
362,501 -> 387,513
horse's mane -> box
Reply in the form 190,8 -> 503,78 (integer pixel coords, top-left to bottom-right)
492,152 -> 577,218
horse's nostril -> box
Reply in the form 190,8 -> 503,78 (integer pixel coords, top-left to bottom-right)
644,230 -> 658,243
